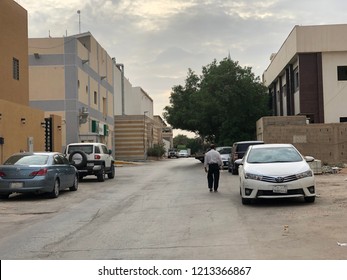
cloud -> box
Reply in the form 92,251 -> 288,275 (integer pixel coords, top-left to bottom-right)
18,0 -> 347,120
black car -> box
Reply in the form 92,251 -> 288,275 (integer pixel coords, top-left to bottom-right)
228,140 -> 264,174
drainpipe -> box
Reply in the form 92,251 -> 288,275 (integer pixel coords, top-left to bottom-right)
116,63 -> 125,115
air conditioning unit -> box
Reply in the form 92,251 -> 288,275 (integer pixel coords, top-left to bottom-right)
79,107 -> 89,124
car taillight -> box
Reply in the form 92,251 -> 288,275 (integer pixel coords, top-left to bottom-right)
94,155 -> 101,160
30,168 -> 48,176
0,171 -> 5,177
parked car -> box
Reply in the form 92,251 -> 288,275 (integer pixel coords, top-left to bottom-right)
65,142 -> 115,182
236,143 -> 316,205
168,149 -> 178,158
0,152 -> 78,199
195,150 -> 206,163
216,146 -> 232,169
228,140 -> 264,174
178,149 -> 189,158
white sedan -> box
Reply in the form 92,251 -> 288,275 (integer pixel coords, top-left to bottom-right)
178,150 -> 189,158
236,143 -> 316,205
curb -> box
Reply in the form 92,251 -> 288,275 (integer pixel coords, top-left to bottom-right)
115,161 -> 143,166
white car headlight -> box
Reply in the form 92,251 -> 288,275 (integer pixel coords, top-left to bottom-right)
245,173 -> 263,181
296,170 -> 313,179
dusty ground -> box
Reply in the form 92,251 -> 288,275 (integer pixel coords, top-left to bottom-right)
316,167 -> 347,199
310,168 -> 347,250
1,164 -> 347,259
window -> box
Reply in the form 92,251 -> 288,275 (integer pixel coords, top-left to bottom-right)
94,91 -> 97,104
337,66 -> 347,81
103,97 -> 107,118
101,145 -> 109,154
67,145 -> 93,154
282,85 -> 287,97
293,67 -> 299,90
61,155 -> 70,164
53,155 -> 64,165
95,146 -> 100,153
13,58 -> 19,80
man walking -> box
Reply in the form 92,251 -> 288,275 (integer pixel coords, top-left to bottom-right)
204,144 -> 223,192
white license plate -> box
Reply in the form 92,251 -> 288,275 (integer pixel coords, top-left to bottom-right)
273,185 -> 287,193
87,163 -> 94,167
10,182 -> 24,189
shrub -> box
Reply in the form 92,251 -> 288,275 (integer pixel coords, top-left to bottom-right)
147,143 -> 166,157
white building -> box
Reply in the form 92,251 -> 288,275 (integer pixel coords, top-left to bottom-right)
263,24 -> 347,124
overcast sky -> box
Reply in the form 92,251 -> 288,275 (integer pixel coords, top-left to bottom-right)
16,0 -> 347,134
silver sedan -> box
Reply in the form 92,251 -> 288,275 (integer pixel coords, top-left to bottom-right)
0,152 -> 78,199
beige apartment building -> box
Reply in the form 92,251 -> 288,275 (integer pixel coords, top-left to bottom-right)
0,0 -> 61,162
29,32 -> 115,152
261,24 -> 347,164
263,24 -> 347,124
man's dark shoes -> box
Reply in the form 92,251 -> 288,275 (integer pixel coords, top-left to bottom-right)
209,188 -> 213,192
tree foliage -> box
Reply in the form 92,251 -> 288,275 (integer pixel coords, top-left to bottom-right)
173,134 -> 202,154
163,58 -> 269,145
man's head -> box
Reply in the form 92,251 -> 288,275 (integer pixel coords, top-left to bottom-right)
210,144 -> 216,150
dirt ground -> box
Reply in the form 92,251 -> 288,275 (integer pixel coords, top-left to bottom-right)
314,167 -> 347,210
311,167 -> 347,252
316,167 -> 347,197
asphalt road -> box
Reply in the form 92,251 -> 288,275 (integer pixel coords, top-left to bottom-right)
0,158 -> 347,260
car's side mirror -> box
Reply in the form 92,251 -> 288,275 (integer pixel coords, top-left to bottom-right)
235,159 -> 243,165
108,149 -> 112,155
304,156 -> 315,162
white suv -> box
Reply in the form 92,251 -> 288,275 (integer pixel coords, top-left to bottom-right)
65,143 -> 115,182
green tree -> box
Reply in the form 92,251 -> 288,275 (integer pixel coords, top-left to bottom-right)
163,58 -> 269,145
173,134 -> 203,154
164,69 -> 201,134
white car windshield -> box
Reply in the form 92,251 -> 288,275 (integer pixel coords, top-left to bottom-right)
247,147 -> 302,163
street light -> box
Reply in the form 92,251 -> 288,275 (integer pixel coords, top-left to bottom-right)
143,111 -> 148,160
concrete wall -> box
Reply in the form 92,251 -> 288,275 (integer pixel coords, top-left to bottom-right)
114,65 -> 134,115
321,52 -> 347,123
0,0 -> 29,106
114,115 -> 147,160
0,0 -> 62,162
131,87 -> 153,117
257,116 -> 347,164
114,114 -> 168,161
0,100 -> 46,162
